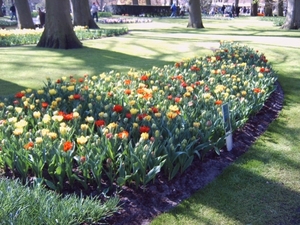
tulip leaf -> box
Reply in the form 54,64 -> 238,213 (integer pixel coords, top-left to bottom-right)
45,180 -> 57,191
170,163 -> 180,180
145,165 -> 162,184
55,165 -> 62,176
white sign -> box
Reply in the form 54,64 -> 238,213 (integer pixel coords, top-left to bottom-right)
222,103 -> 233,151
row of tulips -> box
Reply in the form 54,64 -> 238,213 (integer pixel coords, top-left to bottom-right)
99,18 -> 153,24
0,26 -> 128,47
0,41 -> 277,192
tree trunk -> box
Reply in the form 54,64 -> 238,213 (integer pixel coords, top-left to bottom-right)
282,0 -> 300,29
278,0 -> 284,16
15,0 -> 35,29
99,0 -> 104,11
71,0 -> 99,29
264,0 -> 272,16
234,0 -> 239,17
187,0 -> 204,28
251,3 -> 258,16
0,0 -> 3,17
37,0 -> 82,49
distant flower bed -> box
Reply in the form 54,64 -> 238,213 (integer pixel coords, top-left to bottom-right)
99,17 -> 152,24
0,18 -> 18,27
0,26 -> 128,47
0,41 -> 277,193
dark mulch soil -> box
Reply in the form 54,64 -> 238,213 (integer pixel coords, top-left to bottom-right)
104,81 -> 284,225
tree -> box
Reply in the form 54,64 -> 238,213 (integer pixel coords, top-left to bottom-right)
277,0 -> 284,17
234,0 -> 239,17
71,0 -> 99,29
37,0 -> 82,49
15,0 -> 35,29
264,0 -> 273,16
251,0 -> 258,16
0,0 -> 3,17
187,0 -> 204,28
282,0 -> 300,29
95,0 -> 103,11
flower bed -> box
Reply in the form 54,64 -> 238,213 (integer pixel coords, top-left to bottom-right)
0,41 -> 277,193
0,26 -> 128,47
0,18 -> 18,27
99,17 -> 152,24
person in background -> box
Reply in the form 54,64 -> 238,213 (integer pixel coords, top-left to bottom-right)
221,5 -> 225,15
90,2 -> 99,22
179,5 -> 186,18
1,3 -> 6,16
170,3 -> 177,18
10,4 -> 17,20
38,7 -> 46,27
231,3 -> 235,18
235,6 -> 240,17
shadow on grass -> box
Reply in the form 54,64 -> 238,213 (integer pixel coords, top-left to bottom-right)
15,46 -> 173,71
166,154 -> 300,224
0,79 -> 27,97
0,44 -> 175,96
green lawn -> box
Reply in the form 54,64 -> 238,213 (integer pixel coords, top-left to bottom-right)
1,16 -> 300,224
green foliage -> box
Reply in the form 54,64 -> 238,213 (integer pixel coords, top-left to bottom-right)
31,11 -> 39,18
99,11 -> 113,17
0,178 -> 119,224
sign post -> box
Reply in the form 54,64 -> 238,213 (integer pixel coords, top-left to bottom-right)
222,103 -> 233,151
